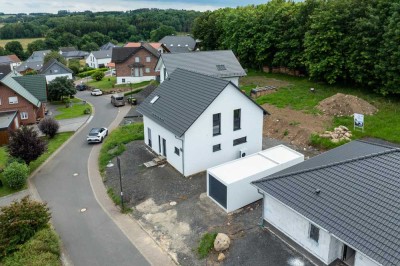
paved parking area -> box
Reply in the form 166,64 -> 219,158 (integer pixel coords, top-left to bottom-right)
105,140 -> 314,266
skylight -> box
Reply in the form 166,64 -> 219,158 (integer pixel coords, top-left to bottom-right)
150,95 -> 160,104
216,64 -> 227,71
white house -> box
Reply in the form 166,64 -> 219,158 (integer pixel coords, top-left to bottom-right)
137,68 -> 267,177
155,50 -> 246,86
86,50 -> 112,68
253,140 -> 400,266
39,59 -> 73,83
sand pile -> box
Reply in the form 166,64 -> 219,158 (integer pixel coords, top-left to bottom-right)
317,93 -> 378,116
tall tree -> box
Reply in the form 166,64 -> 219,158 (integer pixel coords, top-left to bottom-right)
4,41 -> 25,60
27,39 -> 47,55
150,25 -> 176,42
43,51 -> 67,65
47,76 -> 76,101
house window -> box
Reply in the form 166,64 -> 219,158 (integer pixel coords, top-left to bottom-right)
8,96 -> 18,104
233,109 -> 241,131
132,68 -> 143,77
147,128 -> 152,148
122,78 -> 125,83
146,56 -> 151,62
233,137 -> 247,146
0,98 -> 2,105
213,144 -> 221,152
20,112 -> 28,120
145,67 -> 150,73
174,147 -> 180,156
309,224 -> 320,243
213,113 -> 221,136
135,57 -> 140,63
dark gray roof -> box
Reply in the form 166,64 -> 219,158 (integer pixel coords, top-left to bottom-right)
14,75 -> 47,102
159,50 -> 246,79
0,111 -> 17,129
137,68 -> 264,137
112,45 -> 159,63
60,47 -> 76,53
28,50 -> 51,61
253,140 -> 400,266
61,51 -> 89,58
16,61 -> 44,72
92,50 -> 112,59
39,59 -> 73,75
100,42 -> 118,50
159,35 -> 196,52
0,64 -> 11,80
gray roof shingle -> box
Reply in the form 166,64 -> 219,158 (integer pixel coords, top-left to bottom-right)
253,140 -> 400,266
0,64 -> 11,80
39,59 -> 73,75
159,50 -> 246,79
159,35 -> 196,52
92,50 -> 112,59
100,42 -> 118,50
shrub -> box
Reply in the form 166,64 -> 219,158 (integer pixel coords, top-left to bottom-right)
92,70 -> 105,81
8,127 -> 47,165
2,161 -> 29,190
83,107 -> 91,114
197,232 -> 217,259
38,117 -> 59,139
2,228 -> 61,266
0,197 -> 51,257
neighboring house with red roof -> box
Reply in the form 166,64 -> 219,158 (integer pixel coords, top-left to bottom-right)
111,43 -> 161,84
0,54 -> 21,70
0,65 -> 46,125
124,42 -> 169,54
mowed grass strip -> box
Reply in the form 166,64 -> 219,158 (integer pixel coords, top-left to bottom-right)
242,70 -> 400,144
88,77 -> 152,91
54,98 -> 91,120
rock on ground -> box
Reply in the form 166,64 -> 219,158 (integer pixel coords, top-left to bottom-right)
214,233 -> 231,252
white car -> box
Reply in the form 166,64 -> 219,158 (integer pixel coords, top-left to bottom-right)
87,127 -> 108,143
91,89 -> 103,96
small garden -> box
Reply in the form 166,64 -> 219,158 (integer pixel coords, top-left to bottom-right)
88,76 -> 153,92
53,98 -> 91,120
0,118 -> 73,197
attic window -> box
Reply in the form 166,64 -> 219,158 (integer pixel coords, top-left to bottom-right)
150,95 -> 159,104
216,65 -> 227,71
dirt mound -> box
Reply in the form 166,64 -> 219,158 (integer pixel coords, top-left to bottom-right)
317,93 -> 377,116
262,104 -> 332,147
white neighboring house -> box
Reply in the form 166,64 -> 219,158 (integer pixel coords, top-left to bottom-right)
137,68 -> 267,177
39,59 -> 73,83
252,140 -> 400,266
86,50 -> 112,68
155,50 -> 246,86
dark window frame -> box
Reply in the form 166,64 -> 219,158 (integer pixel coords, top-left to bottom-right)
174,147 -> 180,156
309,224 -> 320,243
213,113 -> 221,136
213,144 -> 221,152
233,136 -> 247,146
233,109 -> 241,131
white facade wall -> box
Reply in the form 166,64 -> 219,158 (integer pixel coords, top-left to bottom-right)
183,84 -> 264,176
116,76 -> 156,85
86,54 -> 111,68
143,116 -> 184,173
355,252 -> 381,266
45,73 -> 73,83
222,77 -> 239,87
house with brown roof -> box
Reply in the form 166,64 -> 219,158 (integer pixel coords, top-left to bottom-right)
0,65 -> 46,126
112,43 -> 161,84
0,54 -> 21,70
124,42 -> 169,54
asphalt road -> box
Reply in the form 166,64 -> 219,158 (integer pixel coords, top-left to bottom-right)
32,91 -> 150,266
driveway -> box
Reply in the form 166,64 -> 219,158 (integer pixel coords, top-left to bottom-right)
31,91 -> 151,266
105,140 -> 314,266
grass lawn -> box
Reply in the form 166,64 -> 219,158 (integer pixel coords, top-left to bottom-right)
53,98 -> 91,120
0,132 -> 73,197
88,77 -> 153,91
0,37 -> 45,49
242,70 -> 400,145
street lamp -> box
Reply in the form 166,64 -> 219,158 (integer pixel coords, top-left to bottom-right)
106,157 -> 124,210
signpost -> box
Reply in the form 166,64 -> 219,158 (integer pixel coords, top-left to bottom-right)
354,113 -> 364,132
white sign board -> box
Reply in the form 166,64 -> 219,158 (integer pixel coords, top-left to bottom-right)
354,113 -> 364,131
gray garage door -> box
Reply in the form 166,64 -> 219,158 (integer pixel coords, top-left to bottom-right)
208,174 -> 227,209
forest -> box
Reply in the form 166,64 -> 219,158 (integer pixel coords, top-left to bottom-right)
192,0 -> 400,95
0,9 -> 200,52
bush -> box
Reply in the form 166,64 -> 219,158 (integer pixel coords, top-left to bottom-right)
2,228 -> 61,266
0,197 -> 51,257
77,68 -> 108,78
8,127 -> 47,165
197,232 -> 217,259
83,107 -> 91,114
92,70 -> 105,81
38,117 -> 59,139
2,161 -> 29,190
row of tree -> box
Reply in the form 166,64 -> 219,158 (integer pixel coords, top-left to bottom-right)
0,9 -> 200,42
192,0 -> 400,95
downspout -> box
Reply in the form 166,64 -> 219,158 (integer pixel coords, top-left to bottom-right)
175,135 -> 185,176
257,189 -> 265,227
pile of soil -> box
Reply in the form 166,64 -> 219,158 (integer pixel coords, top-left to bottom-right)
317,93 -> 378,116
262,104 -> 332,147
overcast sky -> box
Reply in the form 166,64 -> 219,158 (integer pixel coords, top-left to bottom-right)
0,0 -> 269,14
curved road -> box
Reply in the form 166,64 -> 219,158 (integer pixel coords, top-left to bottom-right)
32,91 -> 150,266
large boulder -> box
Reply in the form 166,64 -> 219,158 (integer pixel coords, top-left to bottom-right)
214,233 -> 230,252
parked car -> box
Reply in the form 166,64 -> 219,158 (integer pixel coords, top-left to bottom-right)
111,69 -> 116,76
86,127 -> 108,143
111,93 -> 125,107
76,84 -> 88,91
91,89 -> 103,96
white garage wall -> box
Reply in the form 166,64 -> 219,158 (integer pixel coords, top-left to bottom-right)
117,76 -> 155,84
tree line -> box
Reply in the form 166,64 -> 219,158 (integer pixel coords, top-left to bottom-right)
192,0 -> 400,95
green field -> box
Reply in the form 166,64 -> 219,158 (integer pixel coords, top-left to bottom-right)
242,70 -> 400,147
0,37 -> 44,49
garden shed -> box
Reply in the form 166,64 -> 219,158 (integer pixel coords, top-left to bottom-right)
207,145 -> 304,213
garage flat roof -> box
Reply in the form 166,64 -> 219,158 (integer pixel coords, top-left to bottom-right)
208,145 -> 304,184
